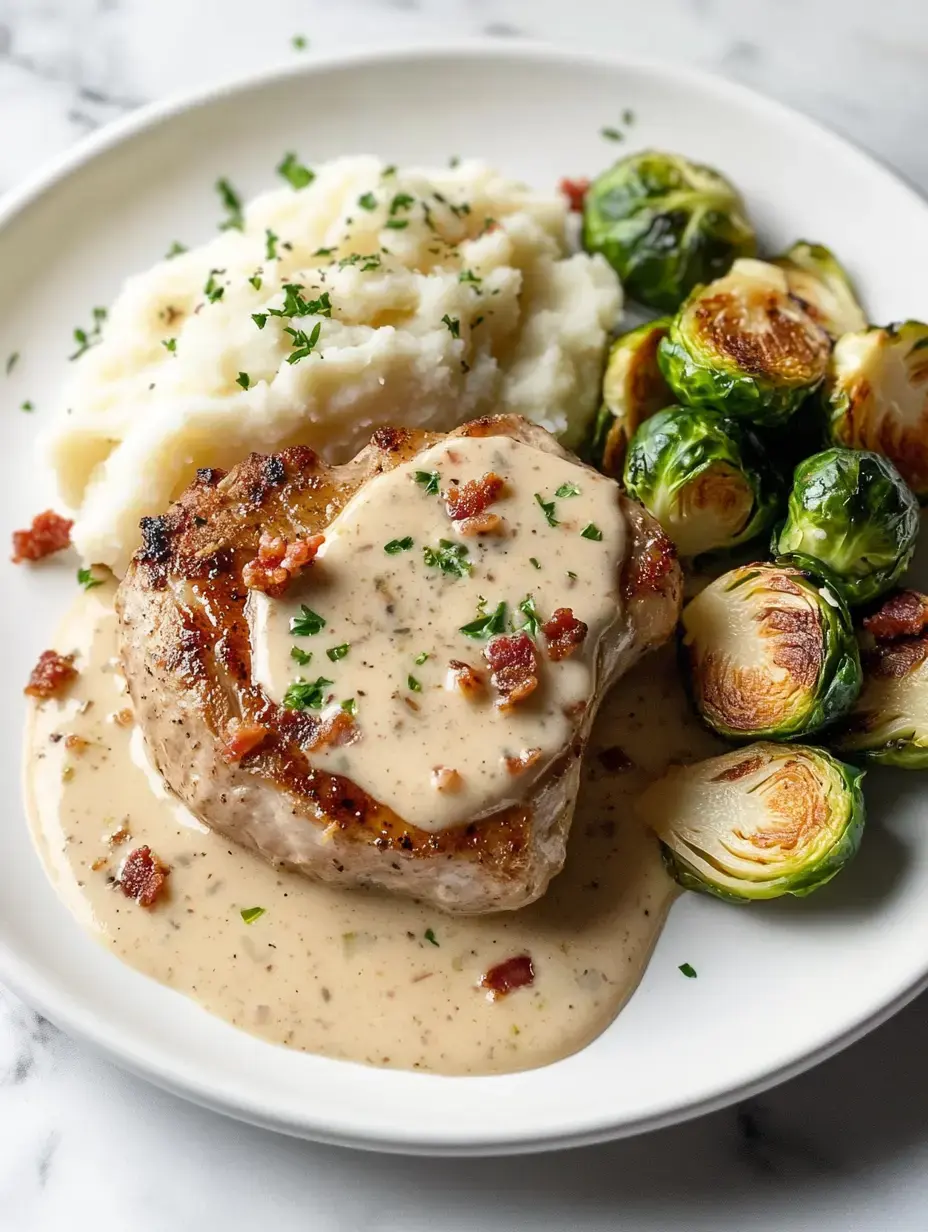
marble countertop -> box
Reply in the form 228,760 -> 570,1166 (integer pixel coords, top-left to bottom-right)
3,1 -> 928,1227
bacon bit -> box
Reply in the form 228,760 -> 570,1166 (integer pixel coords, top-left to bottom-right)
445,472 -> 504,521
623,525 -> 677,598
25,650 -> 77,699
863,590 -> 928,641
306,710 -> 358,752
118,846 -> 169,907
446,659 -> 486,699
431,766 -> 463,793
64,734 -> 89,754
107,821 -> 131,846
111,708 -> 134,728
11,510 -> 73,564
597,745 -> 634,773
484,632 -> 539,710
242,530 -> 323,597
504,747 -> 542,775
220,718 -> 269,764
455,511 -> 504,537
481,954 -> 535,999
559,177 -> 590,212
90,856 -> 108,872
541,607 -> 588,661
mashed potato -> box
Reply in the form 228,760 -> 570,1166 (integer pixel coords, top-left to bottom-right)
46,156 -> 621,574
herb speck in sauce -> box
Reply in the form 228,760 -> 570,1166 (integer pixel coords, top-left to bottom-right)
77,567 -> 104,591
407,674 -> 422,693
534,493 -> 558,527
290,606 -> 326,636
414,470 -> 440,495
327,643 -> 350,662
424,928 -> 439,946
384,536 -> 414,554
679,963 -> 697,979
241,906 -> 266,924
290,647 -> 312,666
581,523 -> 603,541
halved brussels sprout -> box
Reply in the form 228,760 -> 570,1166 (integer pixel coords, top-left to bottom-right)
582,150 -> 756,313
771,447 -> 919,606
658,258 -> 832,427
823,321 -> 928,499
772,241 -> 866,341
834,590 -> 928,767
638,742 -> 865,902
587,318 -> 673,477
622,405 -> 781,558
681,563 -> 861,740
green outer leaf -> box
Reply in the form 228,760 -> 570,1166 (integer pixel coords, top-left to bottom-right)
772,240 -> 866,341
680,563 -> 862,742
656,745 -> 866,902
623,405 -> 782,558
658,284 -> 825,427
771,448 -> 919,606
581,149 -> 756,313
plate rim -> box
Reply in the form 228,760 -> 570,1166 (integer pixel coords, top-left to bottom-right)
3,38 -> 928,1155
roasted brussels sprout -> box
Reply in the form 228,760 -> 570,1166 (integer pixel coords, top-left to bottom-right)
637,742 -> 866,902
622,405 -> 781,558
771,448 -> 919,606
772,241 -> 866,341
834,590 -> 928,767
823,321 -> 928,499
681,562 -> 861,740
658,258 -> 832,427
587,318 -> 673,477
582,150 -> 756,313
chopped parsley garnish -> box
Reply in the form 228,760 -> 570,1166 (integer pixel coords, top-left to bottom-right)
291,34 -> 307,50
458,269 -> 481,287
679,962 -> 697,979
77,566 -> 104,591
480,217 -> 497,235
165,240 -> 187,259
269,285 -> 332,319
327,643 -> 350,662
290,647 -> 313,666
449,201 -> 471,219
20,401 -> 33,413
358,191 -> 378,211
283,676 -> 334,711
284,321 -> 322,363
567,570 -> 578,581
459,600 -> 508,639
162,337 -> 177,353
314,246 -> 335,257
216,177 -> 244,231
384,536 -> 414,554
382,165 -> 397,178
424,928 -> 439,946
241,906 -> 266,924
441,314 -> 461,339
601,126 -> 624,142
471,315 -> 484,329
290,605 -> 326,636
407,674 -> 422,693
361,256 -> 382,272
265,228 -> 279,260
248,273 -> 262,291
252,313 -> 268,330
581,523 -> 603,541
341,698 -> 357,717
529,557 -> 541,570
518,594 -> 540,636
534,492 -> 558,527
555,481 -> 581,499
277,152 -> 315,190
423,539 -> 471,578
414,470 -> 440,495
414,652 -> 429,665
385,218 -> 408,230
6,352 -> 18,374
390,192 -> 415,215
623,107 -> 636,125
69,307 -> 107,360
203,270 -> 225,303
236,372 -> 251,390
449,156 -> 460,168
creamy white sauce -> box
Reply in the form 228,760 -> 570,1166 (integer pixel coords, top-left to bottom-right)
25,587 -> 718,1075
251,435 -> 626,830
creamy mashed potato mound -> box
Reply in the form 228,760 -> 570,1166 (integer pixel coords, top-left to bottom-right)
46,156 -> 621,575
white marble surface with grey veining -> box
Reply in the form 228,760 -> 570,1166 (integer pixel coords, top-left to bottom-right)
2,1 -> 928,1228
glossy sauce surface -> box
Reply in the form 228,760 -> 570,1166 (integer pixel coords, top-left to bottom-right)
26,587 -> 718,1075
251,434 -> 626,830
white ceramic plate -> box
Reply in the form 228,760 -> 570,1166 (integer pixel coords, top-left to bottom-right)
3,43 -> 928,1155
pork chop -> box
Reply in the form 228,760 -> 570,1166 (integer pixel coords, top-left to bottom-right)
116,415 -> 681,913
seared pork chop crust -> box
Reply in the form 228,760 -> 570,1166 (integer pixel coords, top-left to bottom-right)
117,416 -> 681,913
